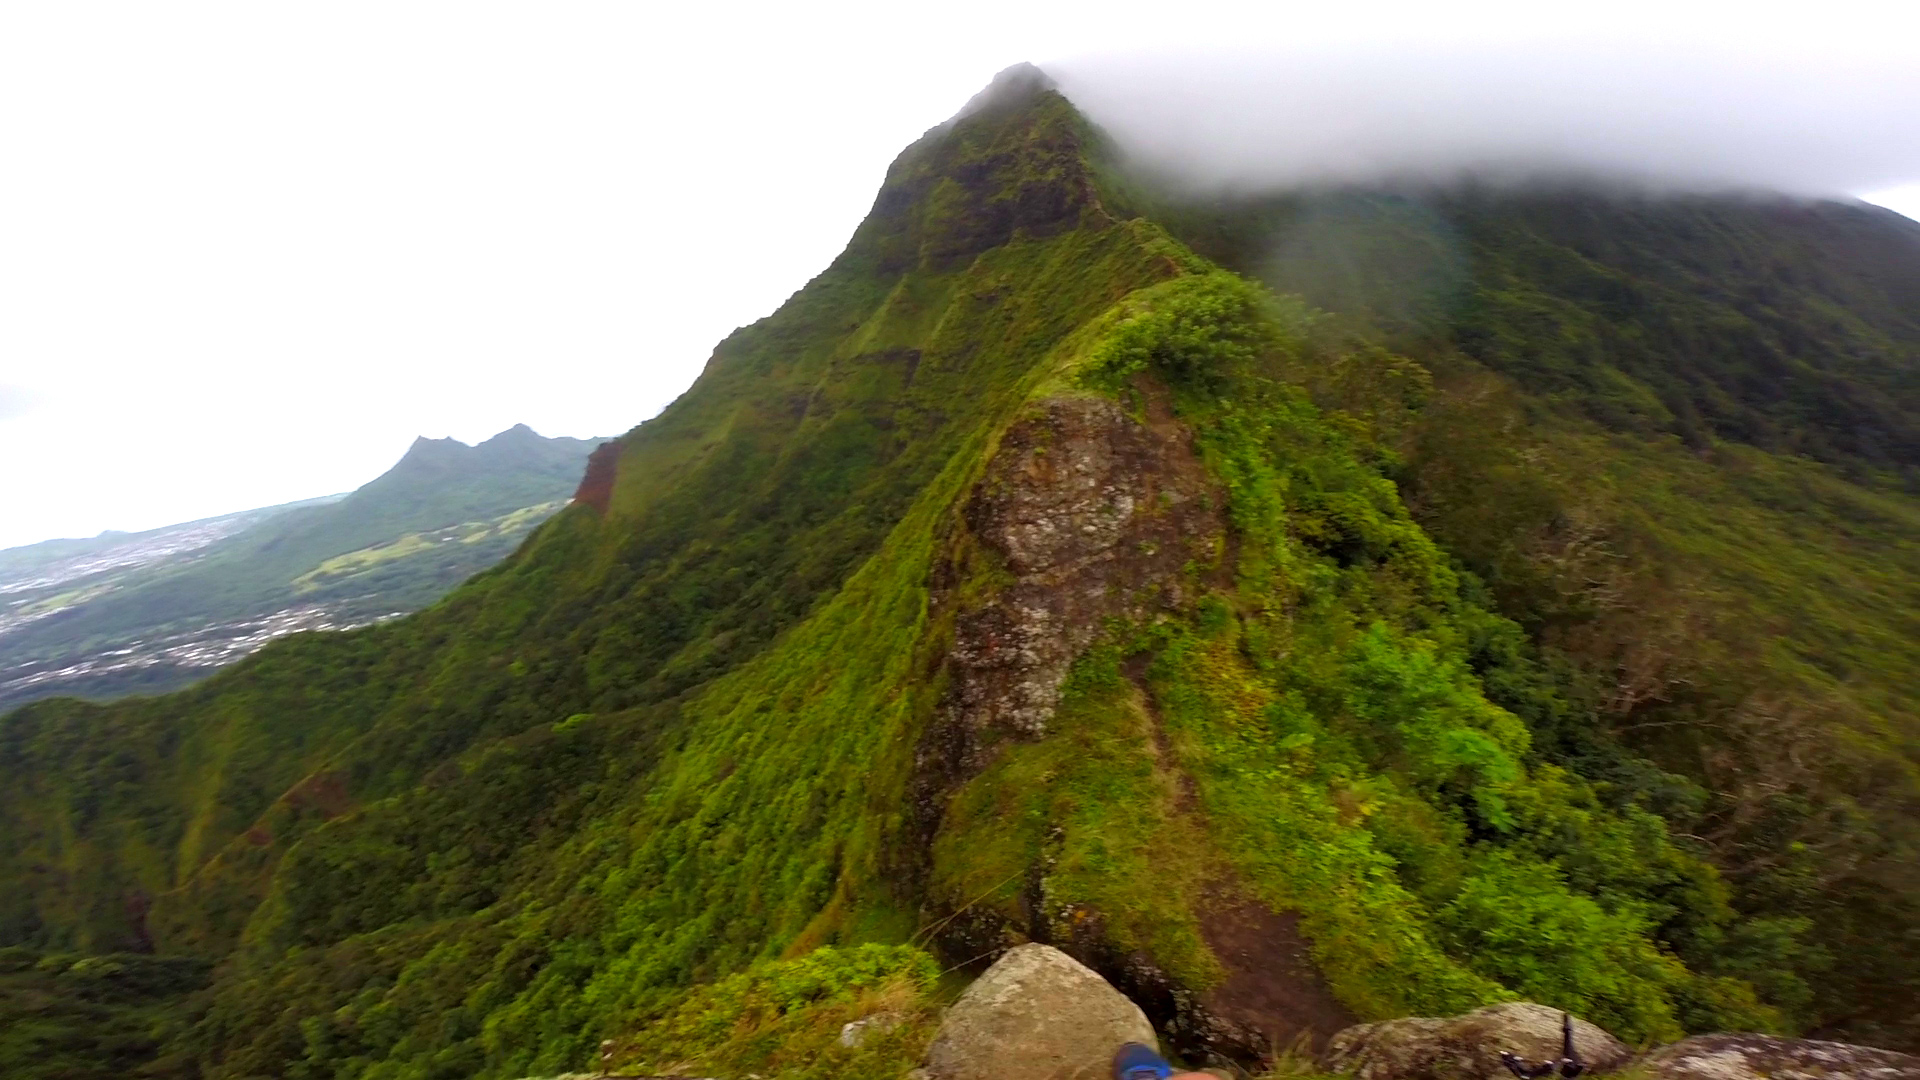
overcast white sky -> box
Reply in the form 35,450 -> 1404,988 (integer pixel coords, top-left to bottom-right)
3,1 -> 1918,550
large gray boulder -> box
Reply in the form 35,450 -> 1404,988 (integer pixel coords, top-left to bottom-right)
1325,1002 -> 1630,1080
1636,1033 -> 1920,1079
922,943 -> 1158,1080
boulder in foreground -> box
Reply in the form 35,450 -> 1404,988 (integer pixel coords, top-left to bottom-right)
1325,1002 -> 1630,1080
922,943 -> 1157,1080
1635,1033 -> 1920,1079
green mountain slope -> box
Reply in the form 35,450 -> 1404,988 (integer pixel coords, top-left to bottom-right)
1,66 -> 1916,1079
0,425 -> 598,709
1142,184 -> 1920,1044
1155,186 -> 1920,472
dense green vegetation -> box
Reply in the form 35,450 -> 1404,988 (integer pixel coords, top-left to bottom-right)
1144,188 -> 1920,1043
1154,187 -> 1920,477
0,424 -> 597,711
932,272 -> 1786,1042
0,66 -> 1914,1079
601,943 -> 942,1079
0,948 -> 210,1080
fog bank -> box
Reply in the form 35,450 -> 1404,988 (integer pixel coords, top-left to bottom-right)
1050,44 -> 1920,197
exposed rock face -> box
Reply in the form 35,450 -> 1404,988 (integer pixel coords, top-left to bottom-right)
922,943 -> 1158,1080
912,395 -> 1336,1068
1635,1033 -> 1920,1079
1325,1002 -> 1631,1080
916,394 -> 1223,803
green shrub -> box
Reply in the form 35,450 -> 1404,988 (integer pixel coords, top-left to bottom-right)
606,944 -> 940,1080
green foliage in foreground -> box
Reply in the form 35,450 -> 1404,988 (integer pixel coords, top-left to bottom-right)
603,944 -> 940,1080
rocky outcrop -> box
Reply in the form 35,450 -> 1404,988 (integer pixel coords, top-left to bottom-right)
1635,1033 -> 1920,1079
1325,1003 -> 1920,1080
1325,1003 -> 1631,1080
915,394 -> 1222,813
909,396 -> 1354,1068
921,944 -> 1158,1080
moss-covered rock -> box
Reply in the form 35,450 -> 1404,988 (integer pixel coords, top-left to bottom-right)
1636,1033 -> 1920,1080
922,944 -> 1155,1080
1325,1002 -> 1629,1080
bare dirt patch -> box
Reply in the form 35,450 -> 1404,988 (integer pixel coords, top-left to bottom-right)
1199,897 -> 1358,1057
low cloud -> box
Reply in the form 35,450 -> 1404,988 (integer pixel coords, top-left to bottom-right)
0,386 -> 34,422
1049,43 -> 1920,197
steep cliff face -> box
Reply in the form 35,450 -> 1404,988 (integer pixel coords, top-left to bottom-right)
920,394 -> 1222,785
2,64 -> 1918,1080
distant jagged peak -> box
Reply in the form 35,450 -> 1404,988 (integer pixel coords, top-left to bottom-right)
395,424 -> 581,462
383,425 -> 586,481
405,424 -> 537,452
396,434 -> 471,468
478,422 -> 542,445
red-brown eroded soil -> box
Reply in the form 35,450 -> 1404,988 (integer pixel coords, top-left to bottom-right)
574,441 -> 620,513
1199,898 -> 1358,1056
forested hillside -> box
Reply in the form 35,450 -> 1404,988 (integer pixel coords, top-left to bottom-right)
0,424 -> 598,709
0,66 -> 1913,1079
1143,181 -> 1920,1046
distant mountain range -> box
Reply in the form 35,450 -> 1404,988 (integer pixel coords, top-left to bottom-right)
0,424 -> 600,709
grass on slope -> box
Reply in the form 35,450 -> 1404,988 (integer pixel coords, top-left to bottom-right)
290,500 -> 568,595
180,222 -> 1189,1080
0,80 -> 1205,1079
1396,372 -> 1920,1037
930,272 -> 1783,1043
1153,183 -> 1920,1045
4,74 -> 1917,1080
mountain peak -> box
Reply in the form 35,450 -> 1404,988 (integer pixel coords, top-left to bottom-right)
396,434 -> 466,466
949,62 -> 1056,124
479,423 -> 543,446
849,63 -> 1109,275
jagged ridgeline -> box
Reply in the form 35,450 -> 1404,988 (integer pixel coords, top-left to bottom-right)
1,65 -> 1915,1079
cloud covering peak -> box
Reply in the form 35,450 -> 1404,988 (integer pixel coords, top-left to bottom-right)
1050,43 -> 1920,196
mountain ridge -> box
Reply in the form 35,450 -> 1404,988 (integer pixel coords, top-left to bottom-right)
0,67 -> 1915,1079
0,424 -> 602,710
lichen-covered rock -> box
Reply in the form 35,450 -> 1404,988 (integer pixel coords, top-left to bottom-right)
922,943 -> 1158,1080
1325,1002 -> 1630,1080
838,1010 -> 907,1048
923,394 -> 1221,764
1636,1033 -> 1920,1079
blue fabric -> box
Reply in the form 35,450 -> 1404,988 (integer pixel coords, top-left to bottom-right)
1112,1041 -> 1172,1080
